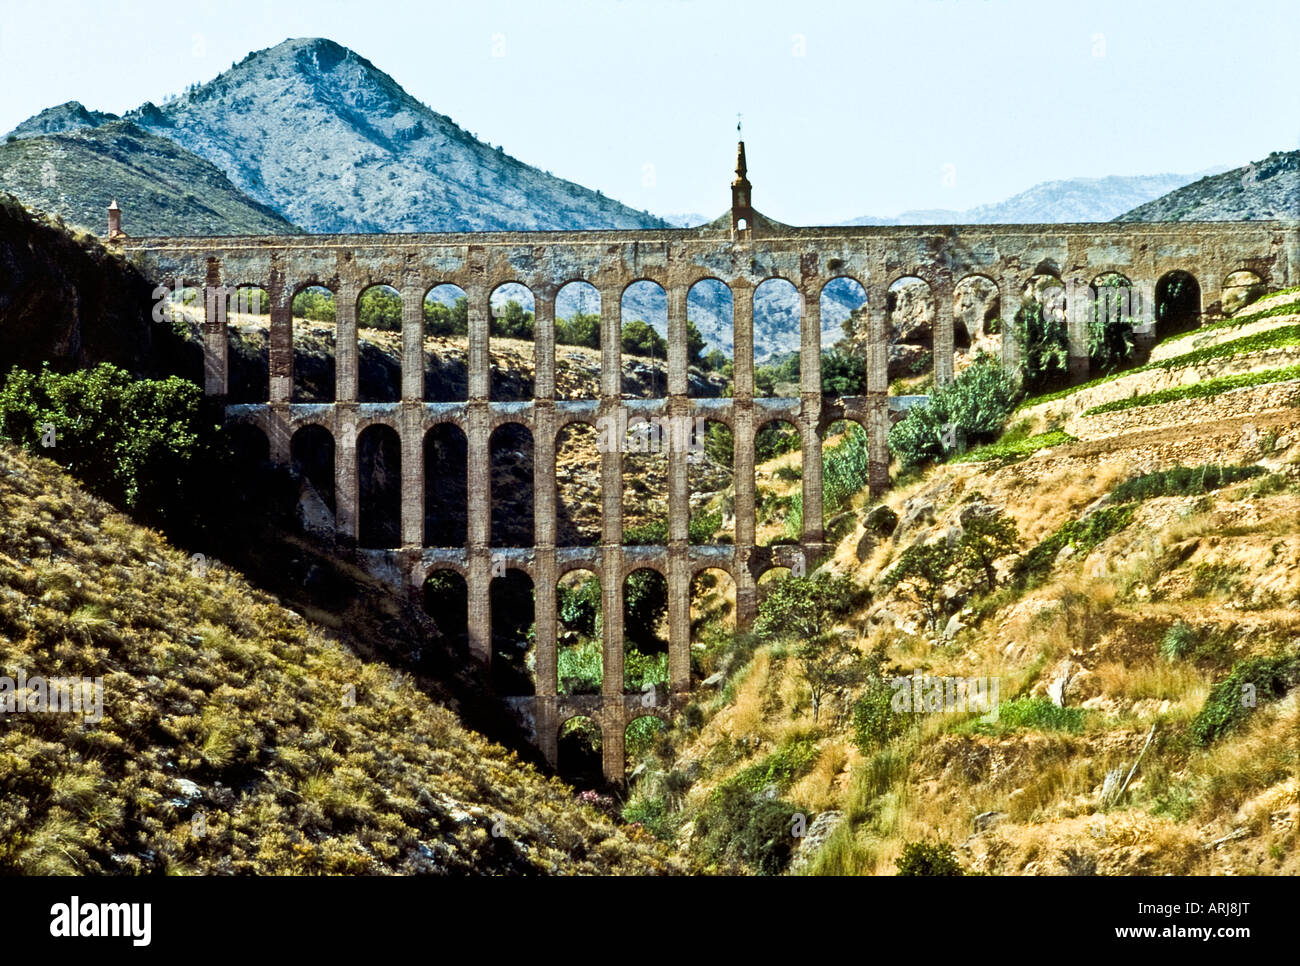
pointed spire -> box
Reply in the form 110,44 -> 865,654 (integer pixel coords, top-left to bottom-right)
730,128 -> 753,236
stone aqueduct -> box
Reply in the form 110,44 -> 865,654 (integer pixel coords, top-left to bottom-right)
117,181 -> 1298,780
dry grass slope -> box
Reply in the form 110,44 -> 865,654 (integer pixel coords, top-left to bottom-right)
0,444 -> 681,875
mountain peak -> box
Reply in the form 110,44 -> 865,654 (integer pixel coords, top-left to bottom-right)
5,100 -> 119,141
115,36 -> 667,233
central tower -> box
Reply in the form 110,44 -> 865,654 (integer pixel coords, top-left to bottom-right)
730,138 -> 753,238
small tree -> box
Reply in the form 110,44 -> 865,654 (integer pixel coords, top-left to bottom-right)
754,572 -> 863,722
881,541 -> 957,632
795,634 -> 867,722
1014,296 -> 1068,392
958,510 -> 1021,591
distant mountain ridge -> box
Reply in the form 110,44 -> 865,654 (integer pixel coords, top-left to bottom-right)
1115,151 -> 1298,222
842,171 -> 1227,226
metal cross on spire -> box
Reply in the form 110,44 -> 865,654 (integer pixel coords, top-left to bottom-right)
736,113 -> 742,136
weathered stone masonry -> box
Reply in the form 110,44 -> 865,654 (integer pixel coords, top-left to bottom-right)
119,211 -> 1298,781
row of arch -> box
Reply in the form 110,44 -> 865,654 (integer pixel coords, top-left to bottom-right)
200,265 -> 1260,404
231,412 -> 862,548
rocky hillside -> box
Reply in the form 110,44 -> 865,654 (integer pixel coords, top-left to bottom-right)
0,121 -> 301,236
1116,151 -> 1298,222
620,286 -> 1300,875
0,193 -> 197,378
0,441 -> 679,874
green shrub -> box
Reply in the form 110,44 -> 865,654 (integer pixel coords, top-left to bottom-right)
753,572 -> 857,643
622,794 -> 674,840
953,429 -> 1073,464
1108,464 -> 1264,503
1014,297 -> 1069,392
992,697 -> 1085,732
1190,654 -> 1300,745
694,784 -> 802,875
852,676 -> 909,753
895,840 -> 965,876
888,353 -> 1019,469
1161,621 -> 1198,662
726,736 -> 819,794
557,638 -> 602,695
0,363 -> 212,525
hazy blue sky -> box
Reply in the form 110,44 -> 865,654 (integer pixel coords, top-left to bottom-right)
2,0 -> 1296,224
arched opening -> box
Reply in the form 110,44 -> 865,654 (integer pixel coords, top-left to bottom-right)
621,280 -> 668,400
423,570 -> 469,657
754,277 -> 800,398
556,422 -> 601,547
755,417 -> 803,543
558,716 -> 603,790
357,423 -> 401,549
225,422 -> 270,477
289,424 -> 335,535
688,278 -> 734,392
490,569 -> 535,695
1016,273 -> 1068,393
954,275 -> 1000,357
355,284 -> 400,403
423,283 -> 469,402
227,286 -> 269,403
623,568 -> 668,694
557,569 -> 602,695
820,418 -> 869,540
490,423 -> 534,547
1222,270 -> 1266,315
291,285 -> 336,403
691,566 -> 736,660
1090,272 -> 1136,374
887,276 -> 934,391
624,715 -> 668,776
622,413 -> 669,546
1156,271 -> 1201,339
556,281 -> 601,401
689,419 -> 735,545
490,283 -> 535,402
820,276 -> 867,396
424,424 -> 467,547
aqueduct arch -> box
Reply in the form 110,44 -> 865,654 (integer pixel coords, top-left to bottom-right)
118,155 -> 1298,781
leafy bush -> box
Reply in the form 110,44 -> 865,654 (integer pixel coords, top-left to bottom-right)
852,676 -> 909,753
292,286 -> 336,323
557,639 -> 602,695
1190,654 -> 1300,745
0,363 -> 213,525
492,300 -> 533,340
881,541 -> 956,631
726,735 -> 819,794
1108,464 -> 1264,503
888,354 -> 1019,469
558,577 -> 601,637
358,286 -> 402,331
555,312 -> 600,348
694,784 -> 802,875
621,319 -> 667,357
992,697 -> 1085,732
1014,297 -> 1069,392
753,572 -> 858,643
424,295 -> 469,336
895,840 -> 965,876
